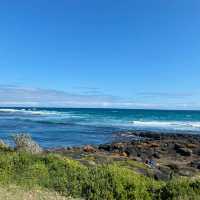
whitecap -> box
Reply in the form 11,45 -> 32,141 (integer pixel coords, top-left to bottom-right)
129,120 -> 200,131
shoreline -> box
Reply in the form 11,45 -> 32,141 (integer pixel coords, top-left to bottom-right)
0,131 -> 200,199
48,130 -> 200,180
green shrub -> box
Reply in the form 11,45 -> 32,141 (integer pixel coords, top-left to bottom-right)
0,148 -> 199,200
159,178 -> 200,200
0,139 -> 8,149
83,164 -> 155,200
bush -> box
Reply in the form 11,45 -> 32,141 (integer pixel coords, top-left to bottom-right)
0,147 -> 198,200
159,178 -> 200,200
0,150 -> 159,199
0,140 -> 8,149
12,133 -> 42,154
83,165 -> 155,200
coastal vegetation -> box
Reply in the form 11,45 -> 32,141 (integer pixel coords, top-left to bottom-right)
0,134 -> 199,200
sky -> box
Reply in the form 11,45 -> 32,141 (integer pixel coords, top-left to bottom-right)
0,0 -> 200,109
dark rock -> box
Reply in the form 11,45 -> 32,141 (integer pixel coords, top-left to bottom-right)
144,148 -> 154,158
154,168 -> 172,181
191,160 -> 200,169
124,146 -> 138,157
192,148 -> 200,155
178,167 -> 196,177
176,147 -> 192,156
99,144 -> 111,151
167,162 -> 180,172
111,143 -> 126,152
174,143 -> 185,150
153,152 -> 160,159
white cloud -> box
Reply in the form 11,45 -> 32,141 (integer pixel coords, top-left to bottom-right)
0,85 -> 199,109
0,85 -> 123,108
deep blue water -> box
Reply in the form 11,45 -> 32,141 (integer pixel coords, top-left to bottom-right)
1,107 -> 200,148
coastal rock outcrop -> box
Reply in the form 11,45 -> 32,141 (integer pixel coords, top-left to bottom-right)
83,145 -> 96,153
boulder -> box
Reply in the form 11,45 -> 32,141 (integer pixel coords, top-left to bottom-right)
153,152 -> 160,159
191,160 -> 200,169
176,147 -> 192,156
154,168 -> 172,181
83,145 -> 96,153
120,152 -> 128,157
98,144 -> 111,151
112,143 -> 125,150
186,143 -> 198,149
174,143 -> 192,156
167,162 -> 180,172
124,146 -> 138,157
174,143 -> 185,150
178,167 -> 196,177
149,143 -> 160,148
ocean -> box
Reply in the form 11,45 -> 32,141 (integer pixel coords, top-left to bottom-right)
0,107 -> 200,148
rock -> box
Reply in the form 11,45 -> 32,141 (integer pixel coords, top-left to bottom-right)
167,162 -> 180,172
149,143 -> 160,148
124,146 -> 138,157
174,143 -> 185,150
178,167 -> 196,177
192,148 -> 200,155
174,143 -> 192,156
120,152 -> 128,157
99,144 -> 112,151
154,168 -> 172,181
153,152 -> 160,159
112,143 -> 125,151
98,144 -> 111,151
191,160 -> 200,169
83,145 -> 96,153
186,143 -> 198,149
176,147 -> 192,156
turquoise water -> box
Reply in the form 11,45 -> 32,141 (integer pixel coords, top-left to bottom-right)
0,107 -> 200,147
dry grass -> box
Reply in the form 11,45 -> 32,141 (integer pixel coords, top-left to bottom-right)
0,185 -> 82,200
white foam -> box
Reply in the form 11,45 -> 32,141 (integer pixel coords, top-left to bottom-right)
130,120 -> 200,131
0,108 -> 21,113
0,108 -> 60,116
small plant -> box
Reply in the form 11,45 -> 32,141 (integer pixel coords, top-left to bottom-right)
0,139 -> 9,149
12,133 -> 43,154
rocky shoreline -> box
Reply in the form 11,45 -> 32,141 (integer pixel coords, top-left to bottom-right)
48,131 -> 200,181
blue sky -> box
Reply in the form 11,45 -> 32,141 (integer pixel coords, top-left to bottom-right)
0,0 -> 200,109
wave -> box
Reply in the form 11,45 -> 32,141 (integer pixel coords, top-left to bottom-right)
0,108 -> 64,116
24,119 -> 76,126
1,108 -> 200,132
0,108 -> 23,113
130,120 -> 200,130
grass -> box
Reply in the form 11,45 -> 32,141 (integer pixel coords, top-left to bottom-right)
0,184 -> 81,200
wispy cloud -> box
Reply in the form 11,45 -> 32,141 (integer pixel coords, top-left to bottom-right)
137,92 -> 195,99
0,85 -> 125,108
0,85 -> 199,109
